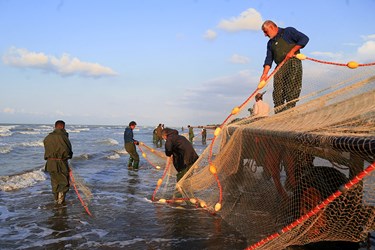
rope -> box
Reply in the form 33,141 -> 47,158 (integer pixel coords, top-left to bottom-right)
69,168 -> 92,216
246,162 -> 375,250
305,57 -> 375,67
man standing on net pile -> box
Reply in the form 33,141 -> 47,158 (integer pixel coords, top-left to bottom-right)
260,20 -> 309,113
44,120 -> 73,205
124,121 -> 140,170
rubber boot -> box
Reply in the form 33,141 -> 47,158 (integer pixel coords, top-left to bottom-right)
57,192 -> 65,205
133,161 -> 139,171
128,157 -> 134,169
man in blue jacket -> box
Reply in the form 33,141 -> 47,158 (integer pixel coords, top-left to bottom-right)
260,20 -> 309,113
124,121 -> 140,170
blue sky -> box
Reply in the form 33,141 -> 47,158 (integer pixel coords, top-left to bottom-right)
1,0 -> 374,127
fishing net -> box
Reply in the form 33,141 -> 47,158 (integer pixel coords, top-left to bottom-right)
138,142 -> 167,170
150,56 -> 375,249
69,165 -> 93,216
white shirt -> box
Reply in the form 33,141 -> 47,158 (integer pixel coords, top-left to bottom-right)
253,100 -> 270,117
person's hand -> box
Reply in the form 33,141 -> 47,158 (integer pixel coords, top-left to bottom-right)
286,51 -> 295,60
134,140 -> 139,145
260,73 -> 267,82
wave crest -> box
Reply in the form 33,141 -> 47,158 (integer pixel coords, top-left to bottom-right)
0,168 -> 46,191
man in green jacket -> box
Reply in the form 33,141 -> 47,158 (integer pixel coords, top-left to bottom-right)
188,125 -> 194,143
43,120 -> 73,205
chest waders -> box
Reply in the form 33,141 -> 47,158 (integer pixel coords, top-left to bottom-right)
271,33 -> 303,113
125,142 -> 140,170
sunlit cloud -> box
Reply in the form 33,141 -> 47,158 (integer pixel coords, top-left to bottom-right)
357,40 -> 375,62
3,107 -> 15,114
361,34 -> 375,41
203,29 -> 217,40
230,54 -> 249,64
2,47 -> 117,78
175,69 -> 258,110
311,34 -> 375,63
217,8 -> 262,32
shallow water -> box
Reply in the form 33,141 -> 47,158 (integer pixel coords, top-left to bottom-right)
0,124 -> 247,249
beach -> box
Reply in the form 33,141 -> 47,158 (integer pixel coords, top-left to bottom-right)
0,124 -> 246,249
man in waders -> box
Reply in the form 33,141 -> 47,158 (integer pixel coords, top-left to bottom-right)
124,121 -> 140,170
188,125 -> 194,143
260,20 -> 309,114
43,120 -> 73,205
162,128 -> 198,182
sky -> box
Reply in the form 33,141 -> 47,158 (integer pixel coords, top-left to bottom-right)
1,0 -> 375,127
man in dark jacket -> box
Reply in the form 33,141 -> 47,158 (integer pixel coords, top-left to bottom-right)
162,128 -> 199,181
124,121 -> 140,170
43,120 -> 73,204
260,20 -> 309,113
155,124 -> 163,148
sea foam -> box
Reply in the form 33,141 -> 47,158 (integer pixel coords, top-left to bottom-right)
0,169 -> 46,191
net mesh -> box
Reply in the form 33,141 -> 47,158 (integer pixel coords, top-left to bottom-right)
69,166 -> 93,216
150,57 -> 375,249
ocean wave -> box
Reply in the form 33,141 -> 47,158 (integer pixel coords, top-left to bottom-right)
0,168 -> 46,191
0,125 -> 16,137
19,131 -> 41,135
73,153 -> 92,160
114,148 -> 127,155
19,140 -> 44,147
98,138 -> 119,146
106,153 -> 120,160
0,145 -> 12,154
67,128 -> 90,133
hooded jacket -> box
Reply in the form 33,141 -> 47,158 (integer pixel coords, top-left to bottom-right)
164,128 -> 199,172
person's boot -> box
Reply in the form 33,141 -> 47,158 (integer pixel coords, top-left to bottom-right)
57,192 -> 65,205
133,161 -> 139,171
128,157 -> 134,169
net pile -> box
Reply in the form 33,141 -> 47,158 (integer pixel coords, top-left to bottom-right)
152,56 -> 375,249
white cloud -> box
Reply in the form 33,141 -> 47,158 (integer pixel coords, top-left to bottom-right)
357,40 -> 375,62
217,8 -> 263,32
2,47 -> 117,78
176,70 -> 258,109
3,107 -> 15,114
361,34 -> 375,41
203,29 -> 217,40
230,54 -> 249,64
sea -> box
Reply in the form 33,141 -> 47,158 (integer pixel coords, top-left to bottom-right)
0,124 -> 247,250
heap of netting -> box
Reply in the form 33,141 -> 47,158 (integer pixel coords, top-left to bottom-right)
150,57 -> 375,249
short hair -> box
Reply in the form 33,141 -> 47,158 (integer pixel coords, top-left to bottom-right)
162,127 -> 175,137
129,121 -> 137,126
55,120 -> 65,128
262,20 -> 277,30
255,93 -> 263,101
